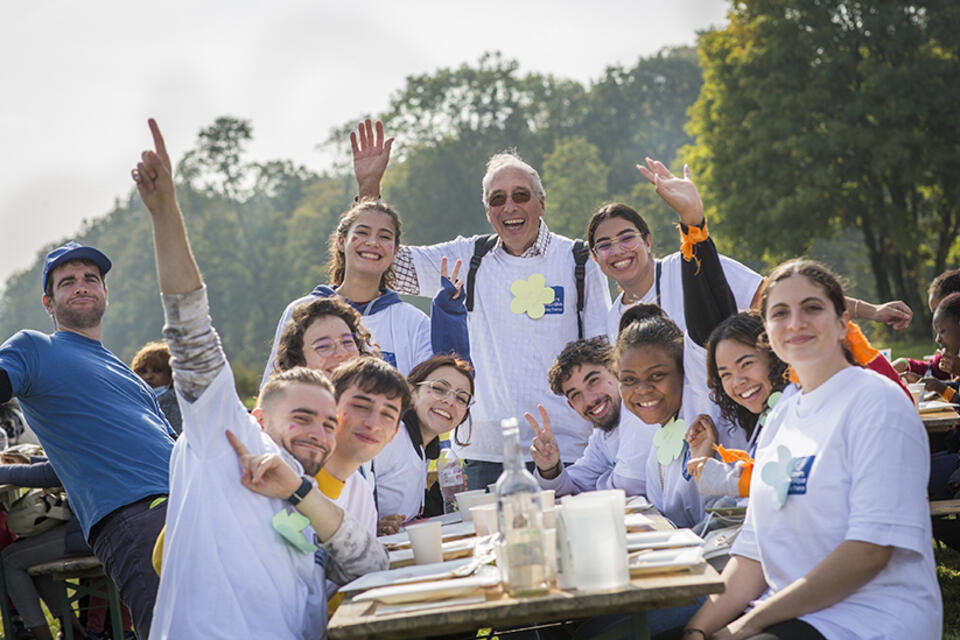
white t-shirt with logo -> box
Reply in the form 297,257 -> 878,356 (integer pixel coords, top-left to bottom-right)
151,367 -> 326,640
409,232 -> 611,463
606,251 -> 762,344
733,367 -> 941,640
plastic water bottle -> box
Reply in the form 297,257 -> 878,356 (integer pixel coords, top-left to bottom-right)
437,441 -> 467,513
495,417 -> 548,596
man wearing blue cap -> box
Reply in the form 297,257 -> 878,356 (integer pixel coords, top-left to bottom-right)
0,240 -> 174,638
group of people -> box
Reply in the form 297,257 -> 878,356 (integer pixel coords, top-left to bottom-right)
0,115 -> 948,640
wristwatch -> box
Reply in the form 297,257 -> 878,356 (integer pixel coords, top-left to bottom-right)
286,475 -> 313,506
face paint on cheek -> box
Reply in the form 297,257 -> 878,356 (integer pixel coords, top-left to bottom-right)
288,424 -> 298,430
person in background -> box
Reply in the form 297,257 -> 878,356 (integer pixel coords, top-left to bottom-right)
374,354 -> 475,535
683,259 -> 941,640
132,340 -> 181,435
894,268 -> 960,382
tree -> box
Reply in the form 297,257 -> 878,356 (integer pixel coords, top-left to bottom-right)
178,116 -> 254,201
541,137 -> 608,239
685,0 -> 960,332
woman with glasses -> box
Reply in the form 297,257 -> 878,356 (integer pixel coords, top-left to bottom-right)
373,355 -> 475,534
274,296 -> 378,376
587,158 -> 763,345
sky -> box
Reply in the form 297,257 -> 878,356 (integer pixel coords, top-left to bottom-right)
0,0 -> 728,289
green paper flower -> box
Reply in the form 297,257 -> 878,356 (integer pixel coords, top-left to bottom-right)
272,509 -> 317,554
760,445 -> 794,510
509,274 -> 556,319
653,416 -> 686,465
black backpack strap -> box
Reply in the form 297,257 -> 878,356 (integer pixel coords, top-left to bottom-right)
572,239 -> 590,339
466,234 -> 499,312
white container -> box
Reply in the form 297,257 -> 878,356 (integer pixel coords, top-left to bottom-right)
405,521 -> 443,565
556,490 -> 628,591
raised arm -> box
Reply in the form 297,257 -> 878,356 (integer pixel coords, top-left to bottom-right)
133,118 -> 223,403
352,119 -> 393,202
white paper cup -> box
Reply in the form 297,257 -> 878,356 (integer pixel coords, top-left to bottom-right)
455,489 -> 487,513
405,521 -> 443,565
470,503 -> 499,536
539,490 -> 556,510
542,507 -> 556,529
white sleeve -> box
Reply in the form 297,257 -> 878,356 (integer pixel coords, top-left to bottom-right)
534,466 -> 577,497
717,253 -> 763,310
546,429 -> 616,495
644,447 -> 662,513
730,507 -> 761,562
843,384 -> 932,556
407,238 -> 476,297
582,258 -> 612,340
412,312 -> 433,366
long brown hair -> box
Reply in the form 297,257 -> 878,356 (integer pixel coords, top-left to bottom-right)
326,200 -> 402,290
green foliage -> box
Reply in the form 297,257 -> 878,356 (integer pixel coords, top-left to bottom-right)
685,0 -> 960,336
542,137 -> 608,239
0,48 -> 703,374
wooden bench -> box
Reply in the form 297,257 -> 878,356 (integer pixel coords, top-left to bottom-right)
931,499 -> 960,517
27,556 -> 124,640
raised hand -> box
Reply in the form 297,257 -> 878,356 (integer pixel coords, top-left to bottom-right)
872,300 -> 913,330
636,157 -> 704,227
685,414 -> 718,460
226,429 -> 301,500
377,513 -> 405,536
351,119 -> 393,201
440,257 -> 464,300
525,404 -> 561,477
132,118 -> 177,217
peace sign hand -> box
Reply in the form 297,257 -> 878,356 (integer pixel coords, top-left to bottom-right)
226,429 -> 301,500
636,157 -> 704,228
351,119 -> 393,200
132,118 -> 177,218
525,404 -> 561,477
441,257 -> 463,300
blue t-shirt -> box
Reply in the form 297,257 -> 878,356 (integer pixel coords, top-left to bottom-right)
0,330 -> 174,540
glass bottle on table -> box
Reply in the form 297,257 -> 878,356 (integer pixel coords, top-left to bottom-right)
495,417 -> 548,596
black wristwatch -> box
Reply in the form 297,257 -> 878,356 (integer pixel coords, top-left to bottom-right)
286,475 -> 313,506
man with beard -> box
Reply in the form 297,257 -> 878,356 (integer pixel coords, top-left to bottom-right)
0,241 -> 175,638
526,337 -> 655,497
134,118 -> 386,638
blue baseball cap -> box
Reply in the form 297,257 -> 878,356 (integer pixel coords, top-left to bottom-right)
42,242 -> 112,293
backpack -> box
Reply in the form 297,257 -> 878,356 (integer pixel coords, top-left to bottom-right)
6,488 -> 72,537
465,234 -> 591,339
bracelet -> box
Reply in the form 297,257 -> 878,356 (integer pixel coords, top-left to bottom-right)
286,475 -> 313,506
852,299 -> 860,317
540,460 -> 563,479
683,629 -> 707,639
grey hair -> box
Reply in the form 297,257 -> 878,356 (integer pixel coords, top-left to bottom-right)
481,151 -> 546,206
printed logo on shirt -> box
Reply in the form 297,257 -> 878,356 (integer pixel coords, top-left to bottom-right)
380,351 -> 397,367
680,441 -> 693,481
786,455 -> 815,495
543,286 -> 565,314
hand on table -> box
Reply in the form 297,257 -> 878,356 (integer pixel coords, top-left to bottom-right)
378,514 -> 405,536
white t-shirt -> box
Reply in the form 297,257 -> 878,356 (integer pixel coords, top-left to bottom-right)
262,290 -> 432,387
606,251 -> 762,344
409,229 -> 611,462
373,422 -> 427,521
732,367 -> 941,640
151,366 -> 326,640
333,470 -> 378,536
610,404 -> 659,496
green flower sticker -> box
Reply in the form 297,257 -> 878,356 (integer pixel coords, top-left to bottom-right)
510,274 -> 555,319
760,445 -> 794,510
272,509 -> 317,554
653,416 -> 686,465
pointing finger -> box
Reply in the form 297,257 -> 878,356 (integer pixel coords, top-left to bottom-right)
148,118 -> 168,161
226,429 -> 249,457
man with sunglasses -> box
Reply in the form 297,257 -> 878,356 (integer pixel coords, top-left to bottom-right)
352,122 -> 611,489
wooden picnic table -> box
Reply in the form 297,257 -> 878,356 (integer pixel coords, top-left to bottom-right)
329,509 -> 724,640
921,408 -> 959,433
